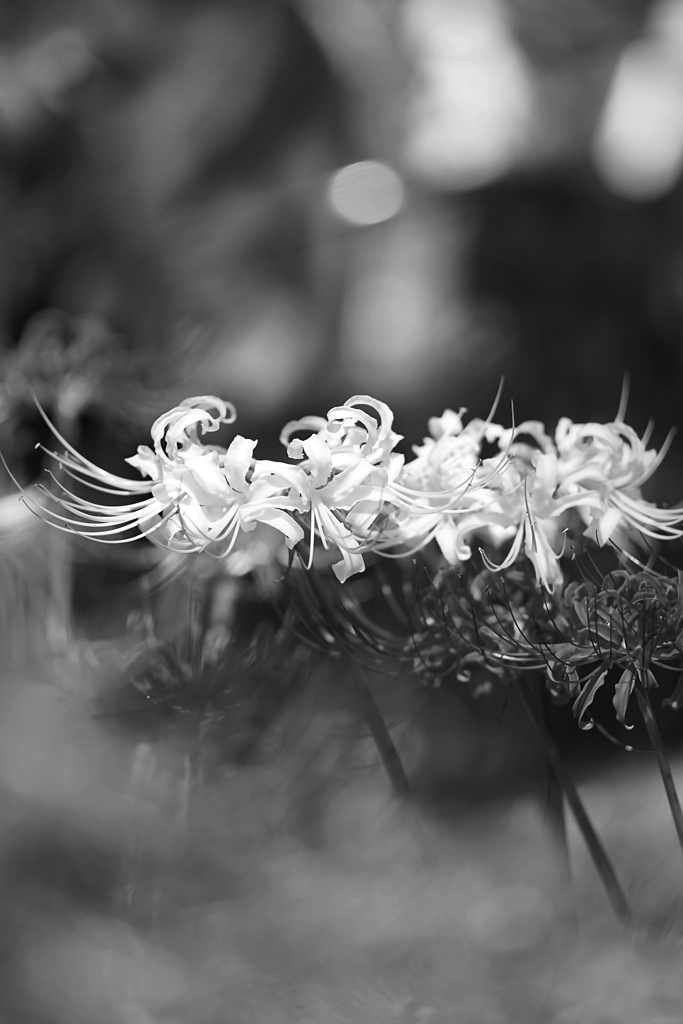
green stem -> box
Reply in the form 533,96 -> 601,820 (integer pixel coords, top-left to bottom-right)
536,681 -> 570,861
518,677 -> 633,929
347,663 -> 435,864
636,684 -> 683,859
347,662 -> 412,799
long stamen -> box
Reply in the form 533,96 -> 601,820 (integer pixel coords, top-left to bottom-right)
615,373 -> 630,423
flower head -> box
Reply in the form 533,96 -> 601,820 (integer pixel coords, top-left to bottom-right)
21,396 -> 307,559
281,396 -> 406,581
410,554 -> 683,732
397,408 -> 683,592
554,417 -> 680,549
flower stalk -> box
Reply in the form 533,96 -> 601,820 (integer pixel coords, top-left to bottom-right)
347,661 -> 413,799
517,675 -> 633,929
636,682 -> 683,861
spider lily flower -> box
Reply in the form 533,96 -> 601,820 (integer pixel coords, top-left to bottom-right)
281,396 -> 406,581
280,394 -> 404,473
410,557 -> 683,733
453,422 -> 598,591
400,417 -> 594,591
409,560 -> 555,689
282,433 -> 371,582
412,411 -> 683,592
385,412 -> 592,589
398,408 -> 485,495
12,388 -> 683,595
538,570 -> 683,729
462,565 -> 683,729
554,417 -> 683,547
21,396 -> 308,558
475,448 -> 602,591
387,408 -> 513,565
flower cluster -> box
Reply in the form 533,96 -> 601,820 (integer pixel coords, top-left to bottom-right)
409,562 -> 553,690
543,570 -> 683,729
14,391 -> 683,587
411,559 -> 683,732
398,409 -> 681,590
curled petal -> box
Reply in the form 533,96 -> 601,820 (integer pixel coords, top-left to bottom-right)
279,415 -> 327,448
573,666 -> 609,730
331,543 -> 365,583
125,445 -> 161,481
495,420 -> 555,455
428,408 -> 466,439
299,433 -> 333,487
241,505 -> 305,549
613,669 -> 635,728
223,436 -> 257,492
151,397 -> 236,460
594,506 -> 623,547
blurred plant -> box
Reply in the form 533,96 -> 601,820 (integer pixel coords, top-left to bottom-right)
0,483 -> 70,667
76,579 -> 313,910
0,310 -> 199,463
0,25 -> 97,138
0,311 -> 168,651
100,595 -> 310,767
0,311 -> 128,439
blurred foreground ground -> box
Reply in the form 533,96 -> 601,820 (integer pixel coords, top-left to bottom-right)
0,664 -> 682,1023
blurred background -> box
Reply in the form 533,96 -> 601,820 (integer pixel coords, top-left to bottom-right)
2,0 -> 683,486
3,7 -> 683,1019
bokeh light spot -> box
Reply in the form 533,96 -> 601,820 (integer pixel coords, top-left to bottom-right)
593,0 -> 683,201
328,161 -> 405,226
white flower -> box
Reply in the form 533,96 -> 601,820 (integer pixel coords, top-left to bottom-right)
430,444 -> 585,591
23,396 -> 307,558
417,412 -> 683,590
281,396 -> 405,581
12,389 -> 683,592
385,408 -> 504,560
555,417 -> 682,547
398,408 -> 483,495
